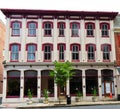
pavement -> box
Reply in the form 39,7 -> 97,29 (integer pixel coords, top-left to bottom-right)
0,100 -> 120,108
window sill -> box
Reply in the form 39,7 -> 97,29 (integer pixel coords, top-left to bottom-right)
44,35 -> 52,37
58,35 -> 65,37
27,60 -> 35,62
101,36 -> 109,38
103,60 -> 110,62
87,60 -> 95,62
43,60 -> 52,62
11,35 -> 20,37
72,60 -> 80,62
86,36 -> 94,37
71,35 -> 79,37
28,35 -> 36,37
10,60 -> 19,62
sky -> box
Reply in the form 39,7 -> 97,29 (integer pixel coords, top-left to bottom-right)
0,0 -> 120,23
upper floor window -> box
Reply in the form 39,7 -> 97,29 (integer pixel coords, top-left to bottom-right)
26,44 -> 37,62
86,44 -> 96,61
100,23 -> 110,37
70,22 -> 80,37
43,22 -> 53,37
57,43 -> 66,61
11,21 -> 22,36
101,44 -> 111,61
58,22 -> 65,37
27,22 -> 38,36
9,43 -> 21,62
85,22 -> 95,37
42,43 -> 53,61
70,44 -> 80,61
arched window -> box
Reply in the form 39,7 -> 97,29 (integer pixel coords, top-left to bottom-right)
57,43 -> 66,61
70,70 -> 82,96
41,70 -> 54,97
70,22 -> 80,37
27,21 -> 38,36
100,23 -> 110,37
9,43 -> 21,62
26,43 -> 37,62
43,21 -> 53,37
85,22 -> 95,37
11,21 -> 22,36
7,70 -> 20,97
57,22 -> 66,37
42,43 -> 53,61
86,44 -> 96,61
24,70 -> 37,97
101,44 -> 111,61
70,43 -> 80,61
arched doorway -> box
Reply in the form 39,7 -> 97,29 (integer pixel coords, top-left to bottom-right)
101,69 -> 114,96
70,69 -> 82,96
24,70 -> 37,97
41,70 -> 54,97
85,69 -> 98,96
7,70 -> 20,97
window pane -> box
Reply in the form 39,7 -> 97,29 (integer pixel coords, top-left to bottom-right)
12,22 -> 20,35
72,45 -> 79,60
88,45 -> 95,60
59,45 -> 64,60
44,23 -> 52,36
44,45 -> 51,60
103,45 -> 110,60
102,24 -> 108,36
72,23 -> 78,36
11,45 -> 19,61
27,45 -> 35,61
59,23 -> 64,36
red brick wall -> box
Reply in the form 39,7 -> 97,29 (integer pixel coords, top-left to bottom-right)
0,20 -> 5,94
115,33 -> 120,66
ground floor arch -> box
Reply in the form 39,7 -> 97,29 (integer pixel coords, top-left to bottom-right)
2,65 -> 118,103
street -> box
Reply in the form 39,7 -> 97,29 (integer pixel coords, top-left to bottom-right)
41,104 -> 120,109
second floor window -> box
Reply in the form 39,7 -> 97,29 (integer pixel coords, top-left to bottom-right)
27,44 -> 36,61
11,22 -> 21,36
87,45 -> 95,61
71,44 -> 80,61
10,44 -> 20,61
58,44 -> 65,61
102,44 -> 111,61
28,22 -> 37,36
43,44 -> 53,61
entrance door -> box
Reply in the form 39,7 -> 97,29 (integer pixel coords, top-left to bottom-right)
58,86 -> 66,97
104,81 -> 112,96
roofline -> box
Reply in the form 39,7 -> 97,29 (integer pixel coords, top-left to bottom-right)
0,8 -> 118,19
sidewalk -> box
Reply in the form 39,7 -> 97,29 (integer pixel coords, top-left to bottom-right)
0,100 -> 120,108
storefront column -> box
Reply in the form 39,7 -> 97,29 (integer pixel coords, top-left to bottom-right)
20,70 -> 24,101
2,70 -> 7,103
82,69 -> 86,100
37,70 -> 41,98
66,79 -> 70,96
98,69 -> 102,100
113,69 -> 117,98
54,83 -> 57,100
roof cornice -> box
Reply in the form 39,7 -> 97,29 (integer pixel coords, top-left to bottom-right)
0,8 -> 118,20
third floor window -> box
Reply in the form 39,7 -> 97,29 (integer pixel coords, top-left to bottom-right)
27,22 -> 37,36
11,21 -> 21,36
43,22 -> 53,37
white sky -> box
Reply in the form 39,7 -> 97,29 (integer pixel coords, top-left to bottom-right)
0,0 -> 120,23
